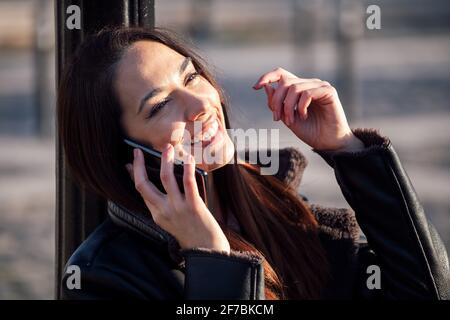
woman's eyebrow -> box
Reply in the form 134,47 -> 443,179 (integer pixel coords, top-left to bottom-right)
137,57 -> 192,115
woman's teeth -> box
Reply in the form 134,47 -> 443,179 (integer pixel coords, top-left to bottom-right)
191,119 -> 219,145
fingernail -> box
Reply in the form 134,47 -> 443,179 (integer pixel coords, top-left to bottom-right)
133,148 -> 138,158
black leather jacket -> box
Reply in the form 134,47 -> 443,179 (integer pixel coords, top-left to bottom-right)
61,129 -> 449,300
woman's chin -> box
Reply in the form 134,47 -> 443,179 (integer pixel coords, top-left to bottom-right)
197,137 -> 235,172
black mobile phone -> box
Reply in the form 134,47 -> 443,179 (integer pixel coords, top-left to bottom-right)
123,138 -> 209,206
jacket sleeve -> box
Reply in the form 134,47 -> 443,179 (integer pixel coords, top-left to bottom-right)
61,248 -> 265,300
179,248 -> 266,300
313,128 -> 450,300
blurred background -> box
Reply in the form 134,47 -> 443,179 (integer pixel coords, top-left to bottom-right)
0,0 -> 449,299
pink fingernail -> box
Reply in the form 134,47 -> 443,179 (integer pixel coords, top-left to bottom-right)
133,148 -> 138,158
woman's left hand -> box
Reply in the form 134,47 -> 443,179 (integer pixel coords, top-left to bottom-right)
253,67 -> 364,152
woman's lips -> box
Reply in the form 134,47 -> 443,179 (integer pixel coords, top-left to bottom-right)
201,118 -> 223,148
190,112 -> 223,145
189,116 -> 223,148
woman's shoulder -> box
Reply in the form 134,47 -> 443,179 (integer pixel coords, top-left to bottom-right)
244,146 -> 308,190
64,217 -> 132,268
64,216 -> 174,271
309,203 -> 383,299
309,202 -> 366,266
61,217 -> 181,299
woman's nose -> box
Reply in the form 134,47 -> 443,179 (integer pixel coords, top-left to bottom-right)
184,93 -> 212,122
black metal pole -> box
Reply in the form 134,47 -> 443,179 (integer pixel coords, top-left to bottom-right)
54,0 -> 155,299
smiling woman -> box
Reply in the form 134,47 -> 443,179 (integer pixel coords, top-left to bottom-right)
57,26 -> 449,300
115,39 -> 235,172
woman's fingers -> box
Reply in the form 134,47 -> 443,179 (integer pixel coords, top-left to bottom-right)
283,81 -> 327,125
270,76 -> 316,121
255,69 -> 326,122
253,66 -> 321,89
296,85 -> 333,120
160,144 -> 182,203
263,84 -> 274,109
253,67 -> 297,89
264,84 -> 276,121
270,75 -> 292,121
183,154 -> 201,204
132,148 -> 165,206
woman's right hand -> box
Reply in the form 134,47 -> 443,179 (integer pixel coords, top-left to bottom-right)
125,144 -> 230,254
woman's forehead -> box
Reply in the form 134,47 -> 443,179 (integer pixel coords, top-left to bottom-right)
125,41 -> 183,69
118,40 -> 186,84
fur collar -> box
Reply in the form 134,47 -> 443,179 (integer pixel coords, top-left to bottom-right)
107,147 -> 360,267
244,147 -> 360,242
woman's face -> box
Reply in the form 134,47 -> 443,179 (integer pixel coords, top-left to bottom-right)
115,41 -> 235,172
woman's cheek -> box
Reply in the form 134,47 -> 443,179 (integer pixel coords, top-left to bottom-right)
169,124 -> 189,146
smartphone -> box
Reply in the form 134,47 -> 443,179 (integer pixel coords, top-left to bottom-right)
123,138 -> 209,206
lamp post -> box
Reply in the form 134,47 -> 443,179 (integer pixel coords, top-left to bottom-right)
54,0 -> 155,299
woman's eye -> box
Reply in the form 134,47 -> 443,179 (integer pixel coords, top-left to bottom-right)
145,72 -> 199,119
186,72 -> 200,84
146,98 -> 170,119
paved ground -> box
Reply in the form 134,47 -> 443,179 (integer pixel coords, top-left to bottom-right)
0,136 -> 54,299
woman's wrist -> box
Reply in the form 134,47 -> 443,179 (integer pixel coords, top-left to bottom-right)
315,132 -> 365,153
336,133 -> 365,152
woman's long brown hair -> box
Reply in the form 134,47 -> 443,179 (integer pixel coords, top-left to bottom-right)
57,26 -> 329,299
